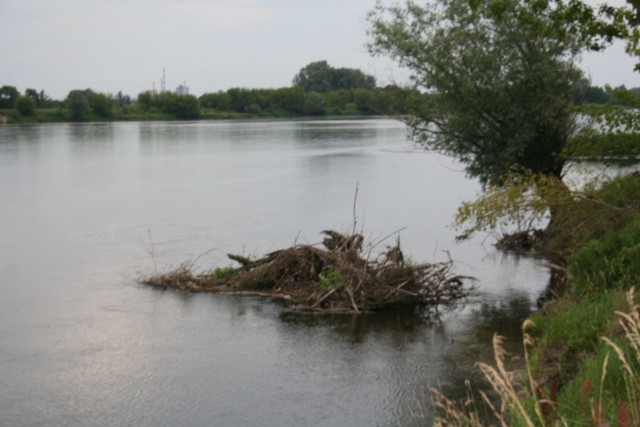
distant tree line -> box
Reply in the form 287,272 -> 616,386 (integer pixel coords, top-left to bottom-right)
0,85 -> 58,111
197,61 -> 409,117
573,80 -> 640,105
136,91 -> 200,119
1,60 -> 638,124
198,85 -> 411,117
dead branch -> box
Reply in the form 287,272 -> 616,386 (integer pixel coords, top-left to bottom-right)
141,230 -> 471,312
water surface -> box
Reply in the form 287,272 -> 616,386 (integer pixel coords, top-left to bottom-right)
0,119 -> 549,426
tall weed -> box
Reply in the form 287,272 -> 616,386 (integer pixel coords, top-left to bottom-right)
429,289 -> 640,426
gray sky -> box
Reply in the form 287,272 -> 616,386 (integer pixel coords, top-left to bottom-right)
0,0 -> 638,100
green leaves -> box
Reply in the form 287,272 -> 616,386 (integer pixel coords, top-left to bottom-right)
292,61 -> 376,93
453,171 -> 570,239
369,0 -> 582,185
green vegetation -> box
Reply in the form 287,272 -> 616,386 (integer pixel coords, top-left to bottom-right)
137,91 -> 200,119
368,0 -> 588,185
444,165 -> 640,426
292,60 -> 376,93
318,268 -> 343,291
0,85 -> 19,109
366,0 -> 640,424
570,219 -> 640,292
430,292 -> 640,426
0,60 -> 412,124
211,266 -> 241,280
15,95 -> 35,117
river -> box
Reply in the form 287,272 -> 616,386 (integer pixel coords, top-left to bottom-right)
0,119 -> 549,426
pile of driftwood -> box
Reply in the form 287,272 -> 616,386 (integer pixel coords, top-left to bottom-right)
142,230 -> 470,312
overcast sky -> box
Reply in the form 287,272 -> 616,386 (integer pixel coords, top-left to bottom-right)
0,0 -> 638,100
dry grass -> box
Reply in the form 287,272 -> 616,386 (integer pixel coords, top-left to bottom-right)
429,288 -> 640,426
602,288 -> 640,425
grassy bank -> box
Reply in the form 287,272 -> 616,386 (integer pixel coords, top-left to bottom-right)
435,172 -> 640,426
523,174 -> 640,425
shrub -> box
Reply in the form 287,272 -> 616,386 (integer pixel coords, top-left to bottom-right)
15,95 -> 36,116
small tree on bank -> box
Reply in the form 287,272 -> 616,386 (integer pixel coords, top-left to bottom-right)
368,0 -> 588,186
15,95 -> 36,116
66,90 -> 90,121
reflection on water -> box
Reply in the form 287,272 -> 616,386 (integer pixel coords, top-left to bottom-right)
67,122 -> 115,141
0,119 -> 549,427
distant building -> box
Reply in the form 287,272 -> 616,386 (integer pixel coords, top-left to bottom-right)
176,81 -> 189,96
149,71 -> 190,96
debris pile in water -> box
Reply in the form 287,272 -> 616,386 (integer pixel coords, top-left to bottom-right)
142,230 -> 471,312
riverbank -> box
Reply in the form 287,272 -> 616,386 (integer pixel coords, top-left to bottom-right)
437,171 -> 640,425
524,172 -> 640,425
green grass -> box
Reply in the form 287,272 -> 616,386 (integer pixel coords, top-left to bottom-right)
541,173 -> 640,261
431,173 -> 640,426
318,269 -> 342,290
553,338 -> 632,426
569,218 -> 640,292
210,266 -> 241,280
529,292 -> 617,358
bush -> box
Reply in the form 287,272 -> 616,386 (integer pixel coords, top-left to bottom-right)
15,96 -> 36,116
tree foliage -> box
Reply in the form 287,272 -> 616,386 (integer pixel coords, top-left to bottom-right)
0,85 -> 19,109
24,88 -> 45,107
453,170 -> 572,240
198,85 -> 409,117
15,95 -> 36,116
368,0 -> 589,185
88,91 -> 113,118
66,90 -> 91,121
136,91 -> 200,119
293,60 -> 376,93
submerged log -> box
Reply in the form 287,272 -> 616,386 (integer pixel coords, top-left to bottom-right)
141,230 -> 472,312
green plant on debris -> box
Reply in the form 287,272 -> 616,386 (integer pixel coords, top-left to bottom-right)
318,268 -> 342,291
211,266 -> 241,280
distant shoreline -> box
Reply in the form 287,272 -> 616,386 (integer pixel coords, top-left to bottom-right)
0,109 -> 395,125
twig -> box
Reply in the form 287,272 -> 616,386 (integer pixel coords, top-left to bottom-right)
352,181 -> 359,235
371,227 -> 408,247
147,229 -> 157,274
383,279 -> 412,299
345,284 -> 360,313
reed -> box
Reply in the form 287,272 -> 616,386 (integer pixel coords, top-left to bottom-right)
429,288 -> 640,426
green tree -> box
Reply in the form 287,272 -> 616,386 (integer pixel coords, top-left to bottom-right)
332,67 -> 376,91
157,92 -> 200,119
199,91 -> 232,110
15,95 -> 36,116
368,0 -> 588,185
303,92 -> 325,116
88,91 -> 113,118
293,61 -> 376,93
0,85 -> 19,109
24,88 -> 42,107
293,61 -> 333,92
115,91 -> 132,106
272,87 -> 305,113
66,90 -> 90,121
136,91 -> 155,111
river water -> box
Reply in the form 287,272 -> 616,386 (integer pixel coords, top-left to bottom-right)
0,119 -> 549,426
